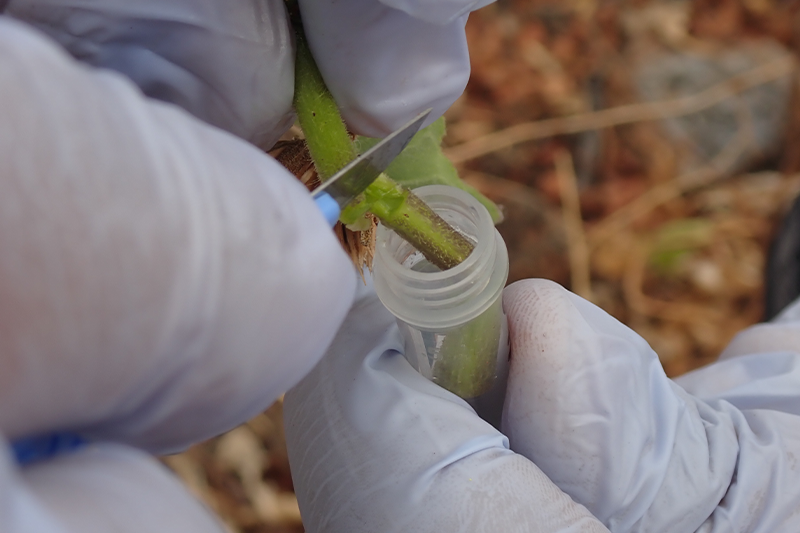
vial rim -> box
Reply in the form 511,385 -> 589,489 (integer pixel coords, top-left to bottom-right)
374,185 -> 510,330
374,186 -> 495,283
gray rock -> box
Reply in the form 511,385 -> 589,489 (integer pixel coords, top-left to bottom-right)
633,40 -> 793,175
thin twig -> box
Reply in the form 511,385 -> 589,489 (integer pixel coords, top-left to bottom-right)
445,56 -> 795,164
555,151 -> 593,300
616,99 -> 758,323
462,171 -> 548,209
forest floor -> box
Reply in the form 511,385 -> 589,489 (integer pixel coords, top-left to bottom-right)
166,1 -> 800,530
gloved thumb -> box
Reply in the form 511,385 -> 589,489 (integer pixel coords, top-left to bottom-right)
501,280 -> 739,532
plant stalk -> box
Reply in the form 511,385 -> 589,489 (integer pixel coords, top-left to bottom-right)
291,10 -> 474,270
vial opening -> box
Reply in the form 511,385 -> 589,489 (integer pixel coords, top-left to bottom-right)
374,185 -> 509,331
378,189 -> 491,282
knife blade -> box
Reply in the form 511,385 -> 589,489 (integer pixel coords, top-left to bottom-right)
312,108 -> 431,226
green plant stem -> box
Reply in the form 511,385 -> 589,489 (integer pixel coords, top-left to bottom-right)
291,14 -> 475,270
344,174 -> 474,267
293,26 -> 356,180
433,298 -> 505,398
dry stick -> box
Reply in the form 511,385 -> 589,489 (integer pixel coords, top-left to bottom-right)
618,100 -> 755,322
555,151 -> 593,301
445,56 -> 795,164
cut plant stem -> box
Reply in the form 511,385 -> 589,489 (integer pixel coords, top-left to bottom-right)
354,174 -> 474,269
291,9 -> 475,270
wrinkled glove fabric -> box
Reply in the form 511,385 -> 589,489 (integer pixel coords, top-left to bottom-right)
0,16 -> 353,532
7,0 -> 480,141
286,278 -> 800,533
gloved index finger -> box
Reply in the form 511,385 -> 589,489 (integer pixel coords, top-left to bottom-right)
300,0 -> 473,138
0,18 -> 356,454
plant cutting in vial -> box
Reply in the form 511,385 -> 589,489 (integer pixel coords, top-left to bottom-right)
374,186 -> 509,400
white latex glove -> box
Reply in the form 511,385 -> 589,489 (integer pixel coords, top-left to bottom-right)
5,0 -> 490,143
0,16 -> 353,532
285,277 -> 800,532
299,0 -> 491,137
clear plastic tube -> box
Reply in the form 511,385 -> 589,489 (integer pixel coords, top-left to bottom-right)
374,185 -> 510,404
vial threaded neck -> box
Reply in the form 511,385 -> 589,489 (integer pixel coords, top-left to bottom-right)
374,185 -> 508,331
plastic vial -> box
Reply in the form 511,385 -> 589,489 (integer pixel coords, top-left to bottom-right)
374,185 -> 510,408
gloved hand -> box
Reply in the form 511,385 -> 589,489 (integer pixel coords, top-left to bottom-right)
0,15 -> 351,532
5,0 -> 490,145
285,276 -> 800,532
0,0 -> 498,529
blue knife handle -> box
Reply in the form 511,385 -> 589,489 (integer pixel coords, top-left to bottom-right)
314,192 -> 341,228
12,432 -> 87,466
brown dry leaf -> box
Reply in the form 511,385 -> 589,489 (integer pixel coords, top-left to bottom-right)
163,402 -> 303,533
269,139 -> 376,274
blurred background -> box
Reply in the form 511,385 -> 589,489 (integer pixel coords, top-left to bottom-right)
164,0 -> 800,530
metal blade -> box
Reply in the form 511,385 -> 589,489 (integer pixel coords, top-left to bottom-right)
312,108 -> 432,208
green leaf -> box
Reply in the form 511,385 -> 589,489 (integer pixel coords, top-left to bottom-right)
648,219 -> 714,275
354,117 -> 503,224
